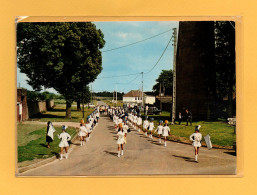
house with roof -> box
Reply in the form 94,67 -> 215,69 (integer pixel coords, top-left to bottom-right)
123,90 -> 155,105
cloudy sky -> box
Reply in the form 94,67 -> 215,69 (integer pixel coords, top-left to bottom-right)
17,21 -> 179,94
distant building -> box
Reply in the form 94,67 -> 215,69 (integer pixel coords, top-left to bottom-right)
123,90 -> 156,105
17,88 -> 29,122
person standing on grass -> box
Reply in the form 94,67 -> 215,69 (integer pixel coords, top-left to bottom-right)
143,116 -> 149,136
190,125 -> 202,162
58,125 -> 71,160
148,118 -> 155,139
162,120 -> 171,147
117,123 -> 125,157
46,121 -> 56,148
155,120 -> 163,144
78,123 -> 87,146
185,109 -> 192,126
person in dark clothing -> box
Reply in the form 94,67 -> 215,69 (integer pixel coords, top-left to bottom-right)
185,109 -> 192,126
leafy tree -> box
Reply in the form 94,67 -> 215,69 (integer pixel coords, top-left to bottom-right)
75,85 -> 91,111
17,22 -> 105,118
214,21 -> 236,118
152,69 -> 173,96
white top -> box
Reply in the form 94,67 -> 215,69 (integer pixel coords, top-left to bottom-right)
118,118 -> 123,124
133,116 -> 138,123
155,125 -> 163,134
143,120 -> 149,129
190,132 -> 202,142
85,123 -> 91,132
137,117 -> 142,125
96,112 -> 100,117
162,126 -> 170,136
117,130 -> 125,144
58,132 -> 71,147
123,124 -> 129,133
149,122 -> 154,131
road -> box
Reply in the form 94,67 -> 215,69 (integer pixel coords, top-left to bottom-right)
20,102 -> 236,176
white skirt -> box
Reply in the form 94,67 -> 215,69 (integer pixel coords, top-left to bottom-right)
192,141 -> 201,147
162,131 -> 169,136
59,141 -> 69,147
117,138 -> 125,145
78,131 -> 86,137
157,130 -> 163,135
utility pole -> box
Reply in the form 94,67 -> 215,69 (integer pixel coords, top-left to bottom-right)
172,28 -> 177,124
91,84 -> 93,104
115,83 -> 117,107
160,81 -> 162,111
82,88 -> 85,118
141,72 -> 144,107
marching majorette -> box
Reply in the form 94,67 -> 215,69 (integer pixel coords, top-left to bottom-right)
123,121 -> 129,144
78,122 -> 87,146
148,118 -> 155,139
133,113 -> 138,129
162,120 -> 170,147
58,125 -> 71,160
95,111 -> 100,123
190,125 -> 202,162
85,120 -> 92,142
155,120 -> 163,143
46,121 -> 56,148
117,123 -> 126,157
143,116 -> 149,136
136,115 -> 142,132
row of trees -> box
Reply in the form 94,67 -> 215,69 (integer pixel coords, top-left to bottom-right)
17,22 -> 105,118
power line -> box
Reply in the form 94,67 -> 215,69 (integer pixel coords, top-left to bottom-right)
144,33 -> 174,74
97,72 -> 140,79
101,28 -> 173,53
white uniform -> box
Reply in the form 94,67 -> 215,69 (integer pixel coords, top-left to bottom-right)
162,126 -> 170,136
143,120 -> 149,129
85,123 -> 92,133
137,117 -> 142,126
123,124 -> 129,134
149,122 -> 154,131
117,131 -> 125,145
118,118 -> 123,125
78,126 -> 87,136
58,132 -> 71,147
133,116 -> 138,124
156,125 -> 163,135
190,132 -> 202,147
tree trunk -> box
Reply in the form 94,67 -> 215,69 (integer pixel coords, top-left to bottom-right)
66,101 -> 72,118
227,90 -> 234,118
77,100 -> 81,111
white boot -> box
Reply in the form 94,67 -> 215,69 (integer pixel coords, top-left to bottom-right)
195,155 -> 198,162
121,150 -> 124,156
65,153 -> 68,159
164,142 -> 167,147
118,151 -> 120,157
151,135 -> 153,139
80,141 -> 83,146
145,132 -> 147,136
60,154 -> 63,160
159,138 -> 161,143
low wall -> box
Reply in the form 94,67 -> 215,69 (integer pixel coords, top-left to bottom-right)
28,99 -> 54,118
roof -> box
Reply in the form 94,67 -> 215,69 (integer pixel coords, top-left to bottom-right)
123,90 -> 146,97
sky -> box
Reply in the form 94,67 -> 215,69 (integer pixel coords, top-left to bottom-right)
17,21 -> 179,94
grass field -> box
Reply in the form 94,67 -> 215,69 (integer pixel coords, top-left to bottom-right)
17,123 -> 77,163
30,104 -> 94,122
141,111 -> 236,147
103,100 -> 123,107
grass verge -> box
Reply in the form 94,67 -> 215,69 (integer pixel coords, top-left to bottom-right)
17,123 -> 77,163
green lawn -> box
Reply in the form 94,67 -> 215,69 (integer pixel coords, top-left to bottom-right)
142,112 -> 236,147
17,123 -> 77,162
30,104 -> 95,122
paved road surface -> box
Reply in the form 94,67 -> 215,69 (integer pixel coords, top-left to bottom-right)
20,102 -> 236,176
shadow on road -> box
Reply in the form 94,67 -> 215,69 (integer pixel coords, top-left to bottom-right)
224,151 -> 236,156
104,150 -> 117,157
172,155 -> 196,163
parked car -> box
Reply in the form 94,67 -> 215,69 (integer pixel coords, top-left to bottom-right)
147,107 -> 162,115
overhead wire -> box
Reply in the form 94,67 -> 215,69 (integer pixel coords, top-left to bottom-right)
101,28 -> 173,53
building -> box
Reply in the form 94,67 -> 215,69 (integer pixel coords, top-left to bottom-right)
155,95 -> 172,112
17,88 -> 29,122
176,21 -> 216,120
123,90 -> 156,105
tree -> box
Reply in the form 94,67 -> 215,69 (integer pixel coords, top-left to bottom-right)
214,21 -> 236,118
75,85 -> 91,111
17,22 -> 105,118
152,69 -> 173,95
